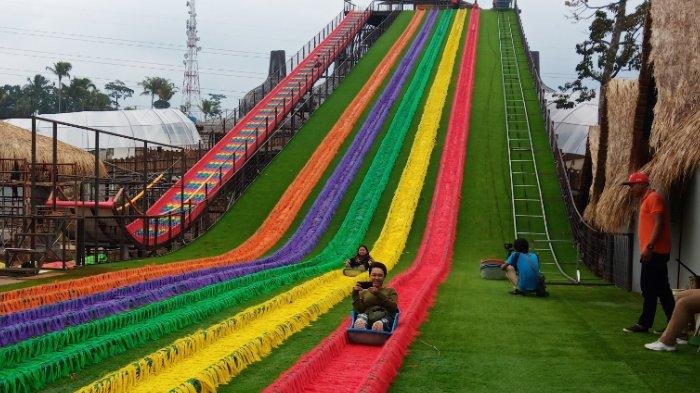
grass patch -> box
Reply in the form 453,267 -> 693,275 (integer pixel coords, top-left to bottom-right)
390,10 -> 700,393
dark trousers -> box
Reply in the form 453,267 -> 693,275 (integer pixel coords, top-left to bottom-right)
637,253 -> 675,328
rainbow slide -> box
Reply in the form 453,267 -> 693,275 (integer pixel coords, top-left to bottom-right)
0,10 -> 434,349
268,7 -> 479,392
75,9 -> 468,393
0,11 -> 426,317
0,10 -> 444,392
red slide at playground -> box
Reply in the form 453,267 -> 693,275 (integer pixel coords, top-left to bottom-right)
51,11 -> 369,246
264,6 -> 479,393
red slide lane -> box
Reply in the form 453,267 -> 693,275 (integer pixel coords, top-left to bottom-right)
265,6 -> 480,393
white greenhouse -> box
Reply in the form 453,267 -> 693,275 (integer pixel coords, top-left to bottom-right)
6,109 -> 201,158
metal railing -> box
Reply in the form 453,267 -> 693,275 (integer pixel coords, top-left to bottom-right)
511,4 -> 634,288
497,11 -> 578,283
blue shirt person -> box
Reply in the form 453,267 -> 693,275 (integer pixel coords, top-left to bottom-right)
501,238 -> 541,294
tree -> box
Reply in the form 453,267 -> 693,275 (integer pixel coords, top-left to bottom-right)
199,99 -> 214,122
21,74 -> 54,115
556,1 -> 647,108
104,80 -> 134,109
65,77 -> 97,112
0,84 -> 22,118
199,93 -> 226,121
139,77 -> 177,108
557,0 -> 648,209
45,61 -> 72,113
139,77 -> 159,107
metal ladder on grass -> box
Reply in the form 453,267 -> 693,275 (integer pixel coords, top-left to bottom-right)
497,11 -> 578,283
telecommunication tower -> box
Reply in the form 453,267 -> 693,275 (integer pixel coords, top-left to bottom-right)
182,0 -> 201,115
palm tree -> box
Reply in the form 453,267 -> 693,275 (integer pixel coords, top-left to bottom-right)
46,61 -> 72,113
139,77 -> 158,107
24,74 -> 53,114
140,77 -> 177,108
154,80 -> 176,102
67,77 -> 96,111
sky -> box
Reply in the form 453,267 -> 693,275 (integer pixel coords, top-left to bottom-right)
0,0 -> 639,115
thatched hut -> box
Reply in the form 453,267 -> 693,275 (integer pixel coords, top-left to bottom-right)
586,0 -> 699,289
0,121 -> 106,183
587,80 -> 638,232
588,0 -> 699,231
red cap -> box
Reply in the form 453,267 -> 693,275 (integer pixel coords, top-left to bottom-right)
622,172 -> 649,186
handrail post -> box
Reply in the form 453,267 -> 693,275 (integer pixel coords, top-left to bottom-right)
180,148 -> 185,238
94,130 -> 100,208
142,140 -> 148,212
52,122 -> 58,210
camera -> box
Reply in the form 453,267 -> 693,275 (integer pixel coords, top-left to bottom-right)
504,243 -> 514,257
357,281 -> 373,289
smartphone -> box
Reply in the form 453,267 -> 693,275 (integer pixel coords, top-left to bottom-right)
357,281 -> 373,289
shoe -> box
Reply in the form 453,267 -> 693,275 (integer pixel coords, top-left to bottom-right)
623,324 -> 649,333
676,337 -> 688,345
644,340 -> 676,352
509,289 -> 523,295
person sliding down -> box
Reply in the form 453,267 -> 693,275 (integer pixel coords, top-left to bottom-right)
352,262 -> 398,331
344,244 -> 374,274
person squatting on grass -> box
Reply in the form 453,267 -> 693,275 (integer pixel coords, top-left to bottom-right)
501,238 -> 542,295
345,244 -> 374,271
621,172 -> 675,334
645,289 -> 700,351
352,262 -> 398,331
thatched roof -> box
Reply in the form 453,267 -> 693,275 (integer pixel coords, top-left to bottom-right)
584,0 -> 700,231
0,121 -> 106,181
642,110 -> 700,189
648,0 -> 699,151
642,0 -> 700,191
588,79 -> 639,231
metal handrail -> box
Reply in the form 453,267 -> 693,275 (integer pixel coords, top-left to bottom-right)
174,11 -> 371,211
498,11 -> 577,283
30,116 -> 184,151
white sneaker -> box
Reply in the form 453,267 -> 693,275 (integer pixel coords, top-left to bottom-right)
644,340 -> 676,352
676,337 -> 688,345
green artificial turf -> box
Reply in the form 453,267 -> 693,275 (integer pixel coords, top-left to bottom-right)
0,13 -> 414,294
390,10 -> 700,393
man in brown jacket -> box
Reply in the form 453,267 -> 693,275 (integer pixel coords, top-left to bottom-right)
352,262 -> 398,331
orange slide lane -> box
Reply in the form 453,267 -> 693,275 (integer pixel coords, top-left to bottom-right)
0,11 -> 425,315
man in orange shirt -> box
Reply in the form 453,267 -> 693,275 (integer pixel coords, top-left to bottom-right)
621,172 -> 675,333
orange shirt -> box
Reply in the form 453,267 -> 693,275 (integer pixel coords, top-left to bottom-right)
638,189 -> 672,253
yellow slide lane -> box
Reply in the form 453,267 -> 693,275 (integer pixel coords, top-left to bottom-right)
79,9 -> 467,393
